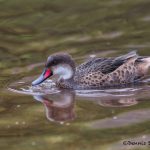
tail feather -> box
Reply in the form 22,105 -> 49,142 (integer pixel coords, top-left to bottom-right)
142,57 -> 150,62
140,57 -> 150,67
136,56 -> 150,76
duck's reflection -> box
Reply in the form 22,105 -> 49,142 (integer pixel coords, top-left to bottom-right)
33,90 -> 76,123
33,90 -> 140,123
97,97 -> 138,107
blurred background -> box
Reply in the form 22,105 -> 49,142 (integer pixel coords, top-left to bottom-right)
0,0 -> 150,150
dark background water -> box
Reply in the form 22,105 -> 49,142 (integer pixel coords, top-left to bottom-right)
0,0 -> 150,150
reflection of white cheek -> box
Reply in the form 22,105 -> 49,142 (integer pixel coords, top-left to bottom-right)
53,96 -> 73,107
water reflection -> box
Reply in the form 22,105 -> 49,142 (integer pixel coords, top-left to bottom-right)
33,90 -> 76,123
31,88 -> 142,123
97,97 -> 138,107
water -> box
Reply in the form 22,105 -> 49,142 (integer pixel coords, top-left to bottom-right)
1,0 -> 150,150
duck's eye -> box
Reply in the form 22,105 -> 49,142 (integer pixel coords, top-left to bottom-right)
53,60 -> 57,65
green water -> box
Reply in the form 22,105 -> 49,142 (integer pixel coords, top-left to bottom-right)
1,0 -> 150,150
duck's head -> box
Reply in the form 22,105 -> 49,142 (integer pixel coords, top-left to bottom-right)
32,53 -> 75,86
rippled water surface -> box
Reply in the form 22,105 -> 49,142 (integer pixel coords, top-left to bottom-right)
1,0 -> 150,150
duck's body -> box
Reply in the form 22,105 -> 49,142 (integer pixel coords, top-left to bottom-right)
32,51 -> 150,89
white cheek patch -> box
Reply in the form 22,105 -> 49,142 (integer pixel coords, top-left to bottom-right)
52,64 -> 73,80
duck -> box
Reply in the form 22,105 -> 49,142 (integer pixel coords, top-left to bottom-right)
32,51 -> 150,89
